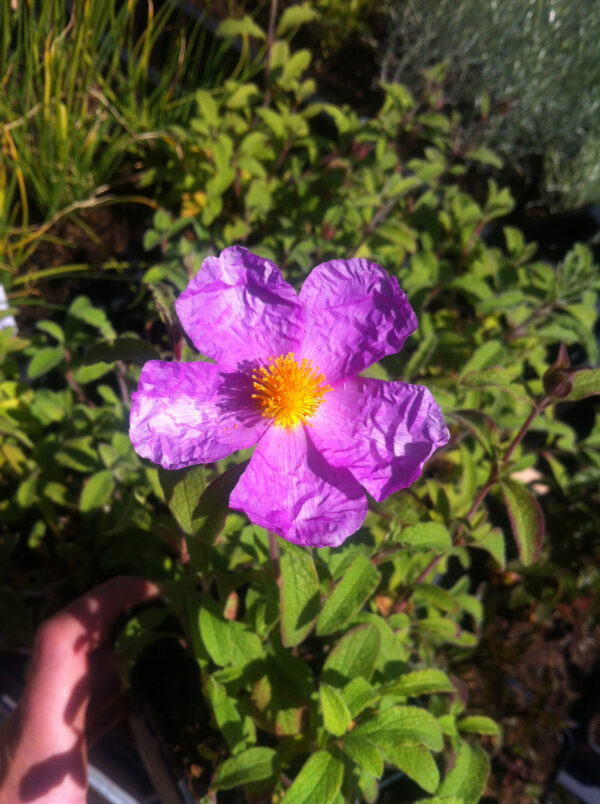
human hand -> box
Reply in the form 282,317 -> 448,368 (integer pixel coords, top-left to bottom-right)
0,576 -> 160,803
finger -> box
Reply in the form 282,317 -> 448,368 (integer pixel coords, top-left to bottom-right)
0,577 -> 161,802
24,577 -> 161,732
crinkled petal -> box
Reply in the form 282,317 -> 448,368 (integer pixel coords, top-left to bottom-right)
176,246 -> 303,371
310,378 -> 449,502
130,360 -> 268,469
298,258 -> 417,382
229,425 -> 367,547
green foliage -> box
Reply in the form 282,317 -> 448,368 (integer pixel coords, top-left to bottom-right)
381,0 -> 600,204
0,0 -> 251,274
1,5 -> 600,802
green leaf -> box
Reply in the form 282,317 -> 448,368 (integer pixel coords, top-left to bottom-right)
276,3 -> 319,36
158,465 -> 209,536
459,340 -> 504,379
562,368 -> 600,401
355,706 -> 444,752
322,624 -> 381,686
341,735 -> 383,778
280,50 -> 311,88
341,677 -> 378,718
470,526 -> 506,569
28,346 -> 65,379
280,543 -> 320,647
500,479 -> 544,565
72,363 -> 110,384
225,82 -> 260,110
214,747 -> 277,790
450,410 -> 499,456
320,683 -> 352,736
55,437 -> 98,472
384,743 -> 440,794
79,470 -> 114,512
438,741 -> 489,804
317,555 -> 380,635
461,367 -> 515,390
457,715 -> 500,736
413,585 -> 459,614
206,677 -> 255,752
199,596 -> 232,667
188,462 -> 247,551
283,751 -> 343,804
397,523 -> 452,551
36,320 -> 64,343
414,798 -> 463,804
83,337 -> 160,365
466,146 -> 502,168
387,669 -> 455,698
68,296 -> 115,338
216,16 -> 266,40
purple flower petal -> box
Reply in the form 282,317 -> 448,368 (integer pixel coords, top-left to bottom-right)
176,247 -> 303,371
310,378 -> 449,502
298,258 -> 417,383
130,360 -> 268,469
229,426 -> 367,547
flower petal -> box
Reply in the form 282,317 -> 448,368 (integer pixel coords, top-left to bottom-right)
176,246 -> 303,370
229,426 -> 367,547
311,378 -> 449,502
298,258 -> 417,382
130,360 -> 268,469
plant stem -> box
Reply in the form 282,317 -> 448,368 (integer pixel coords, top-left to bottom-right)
263,0 -> 279,104
394,395 -> 551,610
268,531 -> 280,583
501,396 -> 549,468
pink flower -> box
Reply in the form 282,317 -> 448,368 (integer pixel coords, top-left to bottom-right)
130,247 -> 448,547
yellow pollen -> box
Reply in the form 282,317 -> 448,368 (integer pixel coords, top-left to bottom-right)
252,353 -> 332,429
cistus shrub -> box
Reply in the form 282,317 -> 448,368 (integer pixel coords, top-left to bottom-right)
1,5 -> 600,802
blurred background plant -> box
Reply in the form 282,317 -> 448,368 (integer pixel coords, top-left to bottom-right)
1,2 -> 600,802
0,0 -> 252,277
381,0 -> 600,208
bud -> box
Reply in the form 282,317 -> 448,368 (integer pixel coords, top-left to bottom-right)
543,343 -> 574,399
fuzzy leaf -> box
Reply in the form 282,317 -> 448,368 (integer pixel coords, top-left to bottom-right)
355,706 -> 444,752
283,751 -> 343,804
280,543 -> 320,647
322,624 -> 381,686
320,683 -> 352,736
317,555 -> 380,635
396,523 -> 452,551
206,677 -> 255,752
387,669 -> 455,698
199,596 -> 232,667
457,715 -> 500,736
438,741 -> 489,804
217,16 -> 265,40
501,479 -> 544,565
276,2 -> 319,36
341,735 -> 383,778
563,368 -> 600,401
79,470 -> 114,512
158,465 -> 209,536
384,743 -> 440,794
28,346 -> 65,379
341,677 -> 378,718
214,747 -> 277,790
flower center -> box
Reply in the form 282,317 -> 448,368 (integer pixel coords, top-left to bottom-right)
252,353 -> 332,429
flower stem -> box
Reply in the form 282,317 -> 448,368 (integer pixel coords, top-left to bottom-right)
268,531 -> 280,583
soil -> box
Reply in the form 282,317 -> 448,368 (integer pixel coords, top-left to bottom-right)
457,596 -> 600,803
